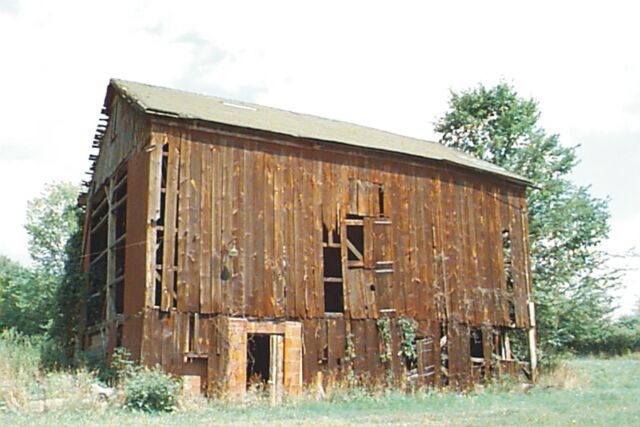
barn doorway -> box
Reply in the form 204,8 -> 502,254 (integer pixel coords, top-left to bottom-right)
247,334 -> 270,387
211,318 -> 301,399
246,333 -> 284,399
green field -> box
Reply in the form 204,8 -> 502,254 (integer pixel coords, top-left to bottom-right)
2,357 -> 639,426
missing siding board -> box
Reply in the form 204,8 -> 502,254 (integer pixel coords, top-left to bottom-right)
346,215 -> 364,268
115,280 -> 124,314
503,229 -> 516,324
323,222 -> 344,313
154,144 -> 169,308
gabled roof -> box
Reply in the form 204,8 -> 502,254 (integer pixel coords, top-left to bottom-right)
108,79 -> 531,185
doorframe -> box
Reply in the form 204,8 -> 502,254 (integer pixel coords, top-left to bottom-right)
210,317 -> 302,399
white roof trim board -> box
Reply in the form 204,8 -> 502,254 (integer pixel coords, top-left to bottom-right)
109,79 -> 530,185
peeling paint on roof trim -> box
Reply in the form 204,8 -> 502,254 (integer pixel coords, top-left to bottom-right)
107,78 -> 532,186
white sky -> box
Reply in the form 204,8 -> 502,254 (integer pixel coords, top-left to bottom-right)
1,0 -> 638,313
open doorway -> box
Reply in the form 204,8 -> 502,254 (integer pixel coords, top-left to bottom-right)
247,334 -> 271,389
246,333 -> 284,400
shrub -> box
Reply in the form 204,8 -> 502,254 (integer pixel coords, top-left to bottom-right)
102,347 -> 136,387
123,366 -> 181,412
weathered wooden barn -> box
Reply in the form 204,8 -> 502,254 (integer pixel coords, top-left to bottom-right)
80,79 -> 537,397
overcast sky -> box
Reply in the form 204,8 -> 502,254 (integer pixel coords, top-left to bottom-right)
1,0 -> 638,313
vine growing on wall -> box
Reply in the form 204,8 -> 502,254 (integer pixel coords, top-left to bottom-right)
397,316 -> 418,366
376,317 -> 392,364
343,332 -> 356,365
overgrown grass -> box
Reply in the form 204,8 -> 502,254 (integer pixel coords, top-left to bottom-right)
0,330 -> 102,413
1,329 -> 639,426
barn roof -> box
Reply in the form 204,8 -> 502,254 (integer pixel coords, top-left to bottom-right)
108,79 -> 531,185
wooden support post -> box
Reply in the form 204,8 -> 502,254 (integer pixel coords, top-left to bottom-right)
528,301 -> 538,382
270,335 -> 284,405
106,181 -> 116,356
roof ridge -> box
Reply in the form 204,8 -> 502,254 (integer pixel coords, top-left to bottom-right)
108,78 -> 531,185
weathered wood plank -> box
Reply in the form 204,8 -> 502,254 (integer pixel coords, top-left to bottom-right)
200,144 -> 213,313
161,130 -> 180,311
176,137 -> 191,312
185,138 -> 201,312
210,136 -> 223,314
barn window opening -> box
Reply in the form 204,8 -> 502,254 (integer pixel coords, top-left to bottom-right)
502,229 -> 512,275
506,269 -> 514,292
508,299 -> 517,324
346,215 -> 364,268
247,334 -> 271,390
470,328 -> 484,359
378,185 -> 385,216
188,314 -> 196,353
323,223 -> 344,313
115,281 -> 124,314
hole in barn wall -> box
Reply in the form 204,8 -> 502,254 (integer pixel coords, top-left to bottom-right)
323,247 -> 342,278
470,328 -> 483,358
324,281 -> 344,313
378,185 -> 385,216
346,216 -> 364,263
323,221 -> 344,313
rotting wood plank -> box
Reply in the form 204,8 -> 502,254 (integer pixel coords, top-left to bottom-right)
293,156 -> 306,318
254,151 -> 267,317
284,153 -> 297,317
364,319 -> 379,375
407,174 -> 421,320
210,137 -> 223,314
242,145 -> 256,316
301,158 -> 314,318
414,175 -> 428,321
312,159 -> 325,316
220,139 -> 233,314
351,320 -> 366,373
509,190 -> 529,328
200,144 -> 213,313
161,130 -> 180,311
273,149 -> 286,317
146,141 -> 163,309
302,319 -> 319,384
263,150 -> 275,317
476,183 -> 490,323
176,137 -> 191,312
231,143 -> 244,315
185,139 -> 202,312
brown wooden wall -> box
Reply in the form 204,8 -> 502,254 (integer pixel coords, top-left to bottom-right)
84,96 -> 533,388
146,122 -> 532,328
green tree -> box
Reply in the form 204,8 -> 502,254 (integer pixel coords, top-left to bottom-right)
0,256 -> 42,334
45,207 -> 85,366
24,182 -> 83,366
0,182 -> 81,340
435,83 -> 618,355
25,182 -> 81,278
